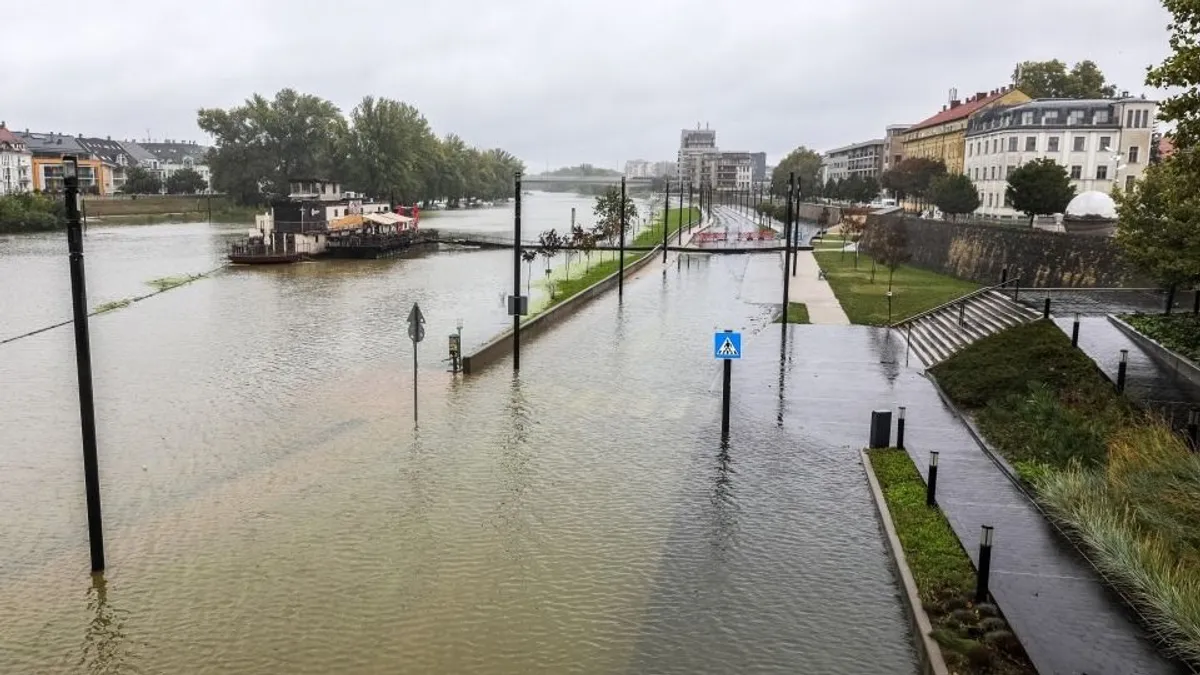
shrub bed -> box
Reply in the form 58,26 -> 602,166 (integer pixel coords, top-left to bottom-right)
931,320 -> 1200,664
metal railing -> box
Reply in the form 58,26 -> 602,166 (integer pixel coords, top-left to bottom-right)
899,277 -> 1023,368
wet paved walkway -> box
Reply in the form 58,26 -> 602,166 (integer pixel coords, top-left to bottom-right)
735,326 -> 1184,675
1053,316 -> 1200,425
784,251 -> 849,325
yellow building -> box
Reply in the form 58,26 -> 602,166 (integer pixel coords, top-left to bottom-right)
29,156 -> 107,193
900,86 -> 1030,174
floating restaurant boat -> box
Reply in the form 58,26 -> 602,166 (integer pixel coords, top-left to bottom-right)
228,179 -> 424,264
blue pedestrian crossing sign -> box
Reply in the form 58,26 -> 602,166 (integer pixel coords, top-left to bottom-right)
713,331 -> 742,359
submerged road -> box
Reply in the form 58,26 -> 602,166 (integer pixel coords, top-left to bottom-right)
0,203 -> 918,674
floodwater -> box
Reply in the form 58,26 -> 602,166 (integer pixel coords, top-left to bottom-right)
0,194 -> 915,673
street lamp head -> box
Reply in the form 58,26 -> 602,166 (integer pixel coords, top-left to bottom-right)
62,155 -> 78,179
980,524 -> 994,547
456,318 -> 464,331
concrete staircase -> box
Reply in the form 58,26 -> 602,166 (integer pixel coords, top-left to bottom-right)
896,287 -> 1041,368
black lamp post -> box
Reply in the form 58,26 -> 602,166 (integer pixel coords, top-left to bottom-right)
64,155 -> 107,572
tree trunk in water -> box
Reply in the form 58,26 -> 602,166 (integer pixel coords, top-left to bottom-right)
1029,214 -> 1036,228
1166,283 -> 1177,316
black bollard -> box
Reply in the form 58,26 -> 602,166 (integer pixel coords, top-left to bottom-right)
1117,349 -> 1129,394
1001,267 -> 1008,284
869,410 -> 892,449
662,182 -> 670,263
64,156 -> 106,572
1187,409 -> 1198,452
975,525 -> 994,603
896,406 -> 907,450
926,451 -> 939,507
1071,313 -> 1081,347
1043,296 -> 1051,319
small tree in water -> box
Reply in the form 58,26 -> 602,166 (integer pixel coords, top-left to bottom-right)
521,249 -> 537,295
538,229 -> 561,298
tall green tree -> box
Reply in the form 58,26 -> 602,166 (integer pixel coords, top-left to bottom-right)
931,174 -> 981,219
1006,158 -> 1076,225
346,96 -> 436,203
881,157 -> 946,206
770,147 -> 823,197
198,89 -> 347,204
593,186 -> 638,239
122,167 -> 162,194
1012,59 -> 1118,99
1115,160 -> 1200,312
165,168 -> 207,194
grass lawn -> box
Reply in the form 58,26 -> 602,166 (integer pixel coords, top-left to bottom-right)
527,206 -> 699,316
869,449 -> 1034,674
814,249 -> 979,326
774,302 -> 810,324
931,320 -> 1200,664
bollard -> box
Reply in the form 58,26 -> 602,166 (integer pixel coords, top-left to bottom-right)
1013,279 -> 1020,302
975,525 -> 994,604
896,406 -> 907,450
1043,296 -> 1051,319
869,410 -> 892,449
1117,349 -> 1129,394
1188,409 -> 1198,452
926,451 -> 939,507
1000,267 -> 1008,284
1071,313 -> 1081,347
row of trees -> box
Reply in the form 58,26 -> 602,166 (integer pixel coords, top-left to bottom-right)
198,89 -> 525,206
527,187 -> 640,295
121,167 -> 208,195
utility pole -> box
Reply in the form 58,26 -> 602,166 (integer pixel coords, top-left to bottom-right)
677,176 -> 684,245
511,172 -> 524,371
663,181 -> 670,263
618,177 -> 626,299
63,156 -> 106,572
792,182 -> 800,276
782,173 -> 794,342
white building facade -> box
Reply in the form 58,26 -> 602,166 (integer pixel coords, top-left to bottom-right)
0,123 -> 32,195
963,98 -> 1157,218
821,138 -> 886,183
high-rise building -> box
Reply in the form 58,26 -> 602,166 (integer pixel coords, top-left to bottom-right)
820,139 -> 886,184
624,159 -> 652,178
677,126 -> 717,184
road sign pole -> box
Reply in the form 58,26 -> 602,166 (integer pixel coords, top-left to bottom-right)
413,342 -> 418,425
407,302 -> 426,425
721,359 -> 732,437
662,182 -> 670,263
677,177 -> 684,245
781,173 -> 794,341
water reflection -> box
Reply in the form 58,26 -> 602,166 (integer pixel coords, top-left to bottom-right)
78,575 -> 141,675
709,441 -> 738,561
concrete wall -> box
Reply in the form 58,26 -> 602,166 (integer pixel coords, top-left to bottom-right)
867,215 -> 1140,288
798,203 -> 842,224
462,247 -> 662,375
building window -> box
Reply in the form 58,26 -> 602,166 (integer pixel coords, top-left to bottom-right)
1021,111 -> 1034,125
1073,136 -> 1086,152
993,139 -> 1000,153
991,166 -> 997,179
1127,110 -> 1135,127
1044,110 -> 1059,124
1003,192 -> 1012,207
1048,136 -> 1060,152
1099,136 -> 1112,152
1094,110 -> 1110,124
1006,165 -> 1015,179
1070,165 -> 1082,179
987,193 -> 993,207
1068,110 -> 1085,125
1126,175 -> 1136,191
1025,136 -> 1037,151
1129,146 -> 1140,163
1096,165 -> 1109,180
1008,137 -> 1018,152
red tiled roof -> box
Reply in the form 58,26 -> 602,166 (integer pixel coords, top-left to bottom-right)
0,123 -> 24,149
1159,135 -> 1175,158
907,87 -> 1023,133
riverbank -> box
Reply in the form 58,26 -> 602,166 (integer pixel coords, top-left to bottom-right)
930,320 -> 1200,665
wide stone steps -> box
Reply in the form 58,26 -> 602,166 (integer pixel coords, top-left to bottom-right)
898,290 -> 1040,368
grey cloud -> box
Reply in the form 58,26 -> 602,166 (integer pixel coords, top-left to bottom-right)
1,0 -> 1171,169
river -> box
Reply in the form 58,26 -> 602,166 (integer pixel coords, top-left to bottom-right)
0,193 -> 914,673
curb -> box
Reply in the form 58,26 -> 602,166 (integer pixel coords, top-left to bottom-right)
1107,313 -> 1200,390
860,449 -> 951,675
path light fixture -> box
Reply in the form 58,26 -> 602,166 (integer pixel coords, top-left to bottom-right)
1117,349 -> 1129,393
926,451 -> 938,506
975,525 -> 994,603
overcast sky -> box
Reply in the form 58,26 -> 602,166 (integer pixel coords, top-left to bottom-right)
0,0 -> 1173,170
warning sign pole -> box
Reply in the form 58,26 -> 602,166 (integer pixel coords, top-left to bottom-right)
721,359 -> 732,437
